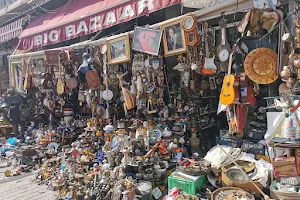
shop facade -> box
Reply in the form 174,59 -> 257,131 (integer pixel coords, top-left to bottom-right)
2,0 -> 300,199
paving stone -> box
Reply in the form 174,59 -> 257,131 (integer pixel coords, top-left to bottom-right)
0,175 -> 56,200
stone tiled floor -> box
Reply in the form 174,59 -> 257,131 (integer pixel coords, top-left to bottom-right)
0,175 -> 57,200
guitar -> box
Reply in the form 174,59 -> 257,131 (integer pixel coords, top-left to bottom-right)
220,46 -> 236,105
201,22 -> 217,75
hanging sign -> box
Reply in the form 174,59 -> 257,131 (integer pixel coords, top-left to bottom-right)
18,0 -> 181,50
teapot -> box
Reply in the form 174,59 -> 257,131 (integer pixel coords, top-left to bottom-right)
280,66 -> 290,81
292,48 -> 300,68
162,126 -> 172,138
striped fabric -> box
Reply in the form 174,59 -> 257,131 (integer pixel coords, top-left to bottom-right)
0,18 -> 23,43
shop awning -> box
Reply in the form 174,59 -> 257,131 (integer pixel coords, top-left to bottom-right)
18,0 -> 181,50
0,17 -> 23,43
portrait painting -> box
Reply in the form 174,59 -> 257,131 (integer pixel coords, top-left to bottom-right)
132,27 -> 163,56
161,19 -> 187,57
107,34 -> 131,65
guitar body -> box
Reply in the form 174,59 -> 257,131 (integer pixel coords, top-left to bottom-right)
57,79 -> 64,94
201,57 -> 217,75
202,23 -> 217,76
220,74 -> 235,105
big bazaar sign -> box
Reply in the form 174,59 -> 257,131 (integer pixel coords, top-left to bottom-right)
19,0 -> 181,50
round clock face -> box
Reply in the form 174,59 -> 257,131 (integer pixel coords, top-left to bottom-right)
218,48 -> 230,62
183,16 -> 195,30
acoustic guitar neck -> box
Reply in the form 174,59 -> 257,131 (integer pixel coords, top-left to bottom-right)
226,45 -> 238,83
226,53 -> 233,84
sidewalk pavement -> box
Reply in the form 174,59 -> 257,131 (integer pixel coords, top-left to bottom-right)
0,173 -> 57,200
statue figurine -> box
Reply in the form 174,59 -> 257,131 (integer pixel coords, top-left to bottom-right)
77,53 -> 92,83
121,147 -> 130,166
163,106 -> 169,120
97,149 -> 104,163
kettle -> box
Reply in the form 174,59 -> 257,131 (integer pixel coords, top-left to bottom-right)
162,126 -> 172,138
0,110 -> 10,123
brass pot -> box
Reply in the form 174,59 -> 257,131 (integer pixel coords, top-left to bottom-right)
293,58 -> 300,68
280,66 -> 290,81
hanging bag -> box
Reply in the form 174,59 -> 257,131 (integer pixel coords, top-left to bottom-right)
85,70 -> 101,89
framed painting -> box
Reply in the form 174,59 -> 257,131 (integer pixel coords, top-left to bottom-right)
132,26 -> 163,56
107,34 -> 131,65
161,19 -> 187,57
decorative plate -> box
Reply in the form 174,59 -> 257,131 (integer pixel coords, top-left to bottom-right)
211,187 -> 255,200
47,142 -> 59,151
244,48 -> 278,84
225,160 -> 256,173
225,167 -> 249,184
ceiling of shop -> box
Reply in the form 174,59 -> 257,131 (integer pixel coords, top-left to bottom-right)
0,0 -> 70,27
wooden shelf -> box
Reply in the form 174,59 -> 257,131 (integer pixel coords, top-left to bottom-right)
201,123 -> 218,131
201,96 -> 217,99
199,110 -> 217,116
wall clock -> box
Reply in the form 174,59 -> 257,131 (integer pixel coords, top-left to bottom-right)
181,13 -> 199,46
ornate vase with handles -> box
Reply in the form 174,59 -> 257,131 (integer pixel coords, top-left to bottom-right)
190,130 -> 200,153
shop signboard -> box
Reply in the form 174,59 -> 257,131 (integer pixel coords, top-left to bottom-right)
18,0 -> 181,50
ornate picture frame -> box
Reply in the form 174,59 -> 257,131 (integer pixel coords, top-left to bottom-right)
160,18 -> 187,57
107,34 -> 131,65
132,26 -> 163,56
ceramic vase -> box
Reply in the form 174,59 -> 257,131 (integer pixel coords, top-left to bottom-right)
190,132 -> 200,153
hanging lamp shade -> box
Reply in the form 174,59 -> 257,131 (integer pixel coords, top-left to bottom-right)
173,62 -> 189,72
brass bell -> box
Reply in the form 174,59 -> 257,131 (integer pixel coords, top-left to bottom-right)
0,110 -> 10,124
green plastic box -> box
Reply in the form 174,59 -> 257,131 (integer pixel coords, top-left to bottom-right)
168,174 -> 207,195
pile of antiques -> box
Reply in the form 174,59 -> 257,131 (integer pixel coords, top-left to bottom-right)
5,2 -> 300,199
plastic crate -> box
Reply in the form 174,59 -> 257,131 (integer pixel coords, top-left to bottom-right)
216,136 -> 242,148
241,139 -> 265,155
168,174 -> 207,195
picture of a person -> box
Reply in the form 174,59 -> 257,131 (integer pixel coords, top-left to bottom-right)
166,26 -> 183,51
